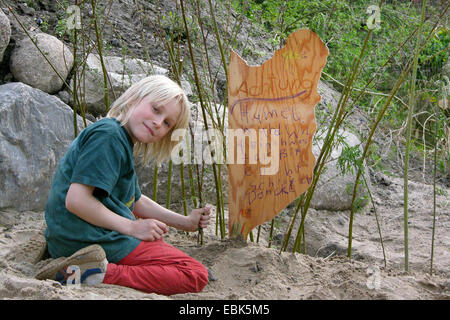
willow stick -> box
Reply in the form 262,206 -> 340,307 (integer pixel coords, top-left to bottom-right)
166,160 -> 173,209
188,162 -> 198,208
152,165 -> 158,201
71,3 -> 79,137
280,194 -> 304,253
268,219 -> 275,248
292,204 -> 308,253
180,163 -> 188,216
403,0 -> 427,272
256,225 -> 261,243
362,174 -> 387,267
430,81 -> 444,275
90,0 -> 110,111
207,0 -> 228,80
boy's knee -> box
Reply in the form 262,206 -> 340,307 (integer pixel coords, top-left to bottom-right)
192,264 -> 209,293
188,265 -> 208,292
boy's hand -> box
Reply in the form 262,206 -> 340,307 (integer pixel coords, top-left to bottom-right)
186,206 -> 211,232
130,218 -> 167,241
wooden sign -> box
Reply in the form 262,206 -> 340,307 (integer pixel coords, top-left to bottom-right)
227,29 -> 329,239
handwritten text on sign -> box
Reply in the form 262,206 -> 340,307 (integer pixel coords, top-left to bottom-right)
227,29 -> 329,238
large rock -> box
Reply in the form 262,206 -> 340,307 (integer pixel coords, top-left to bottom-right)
310,130 -> 370,211
0,9 -> 11,63
9,33 -> 73,94
66,54 -> 192,117
0,82 -> 87,211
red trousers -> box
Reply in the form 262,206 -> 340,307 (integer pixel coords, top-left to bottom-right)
102,239 -> 209,295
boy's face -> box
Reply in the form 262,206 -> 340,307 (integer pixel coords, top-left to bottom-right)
125,95 -> 181,144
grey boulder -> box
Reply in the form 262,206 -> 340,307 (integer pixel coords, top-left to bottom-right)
0,82 -> 87,211
0,9 -> 11,63
10,33 -> 73,94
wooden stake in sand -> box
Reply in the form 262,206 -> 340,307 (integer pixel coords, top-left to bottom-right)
227,29 -> 328,239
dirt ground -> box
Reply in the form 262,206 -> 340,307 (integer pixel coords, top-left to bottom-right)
0,172 -> 448,300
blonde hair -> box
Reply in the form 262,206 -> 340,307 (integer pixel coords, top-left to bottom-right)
106,75 -> 190,165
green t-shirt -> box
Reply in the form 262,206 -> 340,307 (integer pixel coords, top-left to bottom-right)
45,118 -> 141,263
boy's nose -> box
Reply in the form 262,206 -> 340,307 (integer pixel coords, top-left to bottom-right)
153,117 -> 163,127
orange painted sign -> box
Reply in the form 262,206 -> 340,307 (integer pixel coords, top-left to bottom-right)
227,29 -> 329,238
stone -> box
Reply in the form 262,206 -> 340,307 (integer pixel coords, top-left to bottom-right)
66,54 -> 193,117
67,54 -> 167,117
310,130 -> 370,211
0,82 -> 87,211
0,9 -> 11,63
10,33 -> 73,94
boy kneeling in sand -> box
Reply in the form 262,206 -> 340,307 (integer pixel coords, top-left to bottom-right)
36,75 -> 211,295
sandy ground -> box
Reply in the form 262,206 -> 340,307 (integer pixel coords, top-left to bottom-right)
0,174 -> 448,300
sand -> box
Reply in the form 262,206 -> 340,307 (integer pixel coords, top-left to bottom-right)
0,175 -> 448,300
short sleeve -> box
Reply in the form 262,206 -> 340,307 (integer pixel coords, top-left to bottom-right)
71,131 -> 124,195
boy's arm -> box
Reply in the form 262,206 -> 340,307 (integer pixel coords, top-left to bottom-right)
133,194 -> 210,232
66,183 -> 167,241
